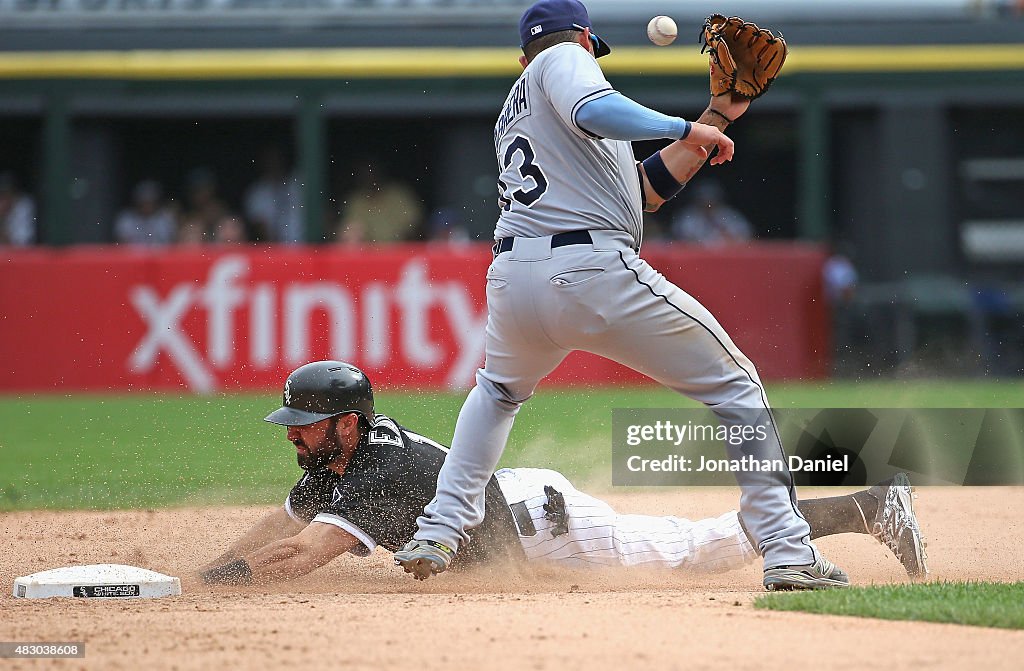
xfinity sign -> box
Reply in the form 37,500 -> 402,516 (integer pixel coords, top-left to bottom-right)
127,254 -> 486,392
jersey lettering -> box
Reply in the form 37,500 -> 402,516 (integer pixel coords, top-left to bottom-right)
494,74 -> 531,146
369,428 -> 402,446
368,416 -> 403,446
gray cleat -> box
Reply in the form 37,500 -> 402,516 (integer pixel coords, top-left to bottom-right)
763,555 -> 850,591
865,472 -> 929,578
394,539 -> 456,581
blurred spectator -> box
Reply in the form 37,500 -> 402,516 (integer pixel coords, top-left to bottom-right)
0,172 -> 36,246
671,180 -> 753,245
426,207 -> 470,246
183,167 -> 230,234
823,248 -> 859,305
213,215 -> 247,245
177,215 -> 208,246
823,243 -> 860,375
114,180 -> 177,246
335,161 -> 423,243
334,216 -> 366,246
244,147 -> 304,243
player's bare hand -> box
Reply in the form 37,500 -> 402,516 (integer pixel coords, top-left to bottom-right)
683,122 -> 734,165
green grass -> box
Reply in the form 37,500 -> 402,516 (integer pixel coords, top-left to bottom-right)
0,380 -> 1022,510
755,581 -> 1024,630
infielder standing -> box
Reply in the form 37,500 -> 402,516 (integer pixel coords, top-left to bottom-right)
198,362 -> 927,586
397,0 -> 845,590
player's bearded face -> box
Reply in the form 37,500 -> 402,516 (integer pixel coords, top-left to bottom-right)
289,417 -> 344,470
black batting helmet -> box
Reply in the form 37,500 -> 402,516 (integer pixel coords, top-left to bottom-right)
264,361 -> 374,427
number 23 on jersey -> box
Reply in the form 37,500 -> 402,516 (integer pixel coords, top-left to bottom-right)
497,135 -> 549,211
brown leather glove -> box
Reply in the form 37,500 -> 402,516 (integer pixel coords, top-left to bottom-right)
701,15 -> 789,100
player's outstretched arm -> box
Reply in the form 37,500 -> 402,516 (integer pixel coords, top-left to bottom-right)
201,521 -> 358,585
639,97 -> 750,212
199,507 -> 306,573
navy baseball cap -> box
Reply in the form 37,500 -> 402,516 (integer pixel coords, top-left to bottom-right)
519,0 -> 611,58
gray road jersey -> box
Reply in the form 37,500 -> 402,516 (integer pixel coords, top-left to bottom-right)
493,42 -> 643,245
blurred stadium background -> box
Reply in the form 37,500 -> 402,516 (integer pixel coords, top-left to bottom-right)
2,0 -> 1024,397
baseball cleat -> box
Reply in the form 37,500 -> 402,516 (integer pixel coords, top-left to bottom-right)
394,539 -> 456,581
866,472 -> 929,578
763,556 -> 850,591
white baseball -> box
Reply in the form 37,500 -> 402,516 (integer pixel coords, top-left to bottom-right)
647,15 -> 678,47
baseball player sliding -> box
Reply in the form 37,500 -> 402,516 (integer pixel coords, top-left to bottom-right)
198,362 -> 927,587
396,0 -> 851,590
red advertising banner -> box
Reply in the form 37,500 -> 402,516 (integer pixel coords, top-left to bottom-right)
0,243 -> 829,392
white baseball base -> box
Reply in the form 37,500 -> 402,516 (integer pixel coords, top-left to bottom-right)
13,564 -> 181,599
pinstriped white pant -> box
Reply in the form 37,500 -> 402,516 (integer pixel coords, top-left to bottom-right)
496,468 -> 757,572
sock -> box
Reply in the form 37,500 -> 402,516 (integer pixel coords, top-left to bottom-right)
800,490 -> 879,539
738,489 -> 883,554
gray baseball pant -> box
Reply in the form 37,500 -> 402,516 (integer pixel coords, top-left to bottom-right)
415,230 -> 817,569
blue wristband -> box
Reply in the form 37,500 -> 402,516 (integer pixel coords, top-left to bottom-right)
641,151 -> 685,201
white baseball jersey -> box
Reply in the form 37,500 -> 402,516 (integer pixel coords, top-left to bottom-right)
493,42 -> 644,245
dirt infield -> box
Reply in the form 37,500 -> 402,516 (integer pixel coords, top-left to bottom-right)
2,487 -> 1023,670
